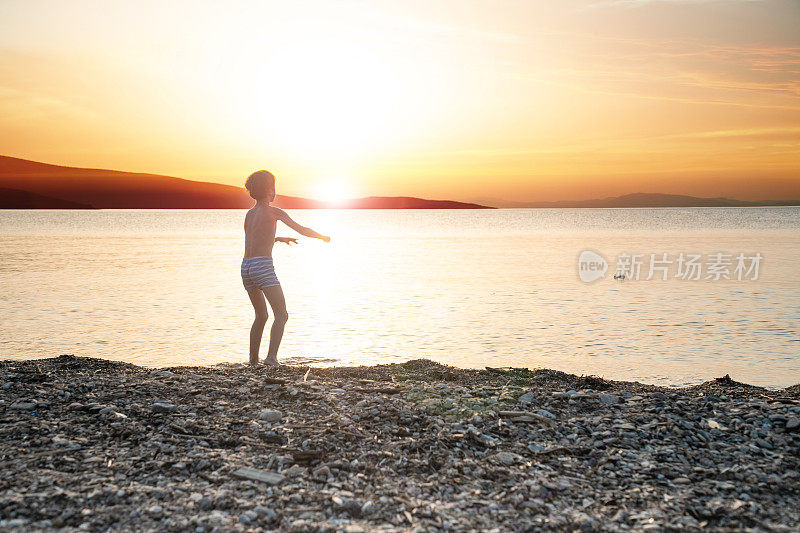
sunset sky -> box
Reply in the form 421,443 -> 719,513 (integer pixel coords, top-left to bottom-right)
1,0 -> 799,202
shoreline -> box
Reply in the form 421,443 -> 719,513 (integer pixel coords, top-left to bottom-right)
2,355 -> 799,531
4,355 -> 798,391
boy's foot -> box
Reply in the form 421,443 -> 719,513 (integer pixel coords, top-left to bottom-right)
263,357 -> 280,367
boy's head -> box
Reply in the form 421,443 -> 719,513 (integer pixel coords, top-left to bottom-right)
245,170 -> 276,201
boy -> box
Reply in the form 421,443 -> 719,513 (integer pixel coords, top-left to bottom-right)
241,170 -> 330,366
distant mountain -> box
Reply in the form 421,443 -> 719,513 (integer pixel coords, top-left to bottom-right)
0,156 -> 491,209
476,192 -> 800,208
4,156 -> 795,210
0,187 -> 96,209
276,196 -> 492,209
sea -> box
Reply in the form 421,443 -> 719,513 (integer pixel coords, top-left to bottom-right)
1,207 -> 798,388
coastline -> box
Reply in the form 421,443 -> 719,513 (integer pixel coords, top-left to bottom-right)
1,355 -> 798,531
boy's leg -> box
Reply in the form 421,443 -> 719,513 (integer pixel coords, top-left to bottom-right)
262,285 -> 288,365
247,289 -> 269,365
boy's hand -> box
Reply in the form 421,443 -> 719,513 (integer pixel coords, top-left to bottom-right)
321,235 -> 331,243
276,237 -> 298,245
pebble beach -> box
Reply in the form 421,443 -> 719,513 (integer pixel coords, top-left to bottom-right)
1,355 -> 799,532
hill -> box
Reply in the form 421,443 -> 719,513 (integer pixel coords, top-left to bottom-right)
0,156 -> 491,209
479,192 -> 800,208
0,187 -> 97,209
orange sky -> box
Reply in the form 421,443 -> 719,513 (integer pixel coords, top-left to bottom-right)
1,0 -> 799,202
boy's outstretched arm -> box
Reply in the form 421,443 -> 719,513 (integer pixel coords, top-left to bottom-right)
273,208 -> 331,242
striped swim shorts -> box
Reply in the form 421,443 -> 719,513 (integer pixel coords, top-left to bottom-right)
241,256 -> 280,291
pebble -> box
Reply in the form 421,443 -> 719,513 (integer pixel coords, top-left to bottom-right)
259,409 -> 283,422
518,391 -> 535,404
152,402 -> 176,413
599,394 -> 619,404
0,355 -> 797,532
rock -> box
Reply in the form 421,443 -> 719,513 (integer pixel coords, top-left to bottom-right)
232,467 -> 285,485
253,506 -> 273,517
599,394 -> 619,404
755,437 -> 773,449
282,464 -> 307,477
152,402 -> 176,413
332,496 -> 362,517
258,410 -> 282,422
1,355 -> 799,532
492,452 -> 520,466
361,500 -> 375,515
0,518 -> 29,529
518,391 -> 535,404
313,465 -> 331,478
9,401 -> 36,411
498,410 -> 529,418
786,417 -> 800,431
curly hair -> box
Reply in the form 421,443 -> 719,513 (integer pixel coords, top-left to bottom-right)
244,170 -> 276,200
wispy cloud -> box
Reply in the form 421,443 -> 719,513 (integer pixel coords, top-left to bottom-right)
518,32 -> 800,109
585,0 -> 763,8
0,85 -> 99,122
428,126 -> 800,158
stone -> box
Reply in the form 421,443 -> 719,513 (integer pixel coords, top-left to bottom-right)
152,402 -> 176,413
493,452 -> 519,466
258,409 -> 282,422
518,391 -> 535,404
232,467 -> 285,485
313,465 -> 331,478
786,417 -> 800,431
282,464 -> 307,477
599,394 -> 619,405
755,438 -> 773,449
2,355 -> 799,532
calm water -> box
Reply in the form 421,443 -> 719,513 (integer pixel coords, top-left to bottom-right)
1,208 -> 799,388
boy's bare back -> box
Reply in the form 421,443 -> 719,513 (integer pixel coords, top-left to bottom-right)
243,205 -> 278,257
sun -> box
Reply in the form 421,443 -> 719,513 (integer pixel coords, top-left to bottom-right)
248,33 -> 406,161
310,178 -> 356,204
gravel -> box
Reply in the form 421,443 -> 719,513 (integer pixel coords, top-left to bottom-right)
1,355 -> 798,532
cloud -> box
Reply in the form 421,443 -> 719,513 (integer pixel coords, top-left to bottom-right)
585,0 -> 763,7
0,85 -> 99,122
516,33 -> 800,109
